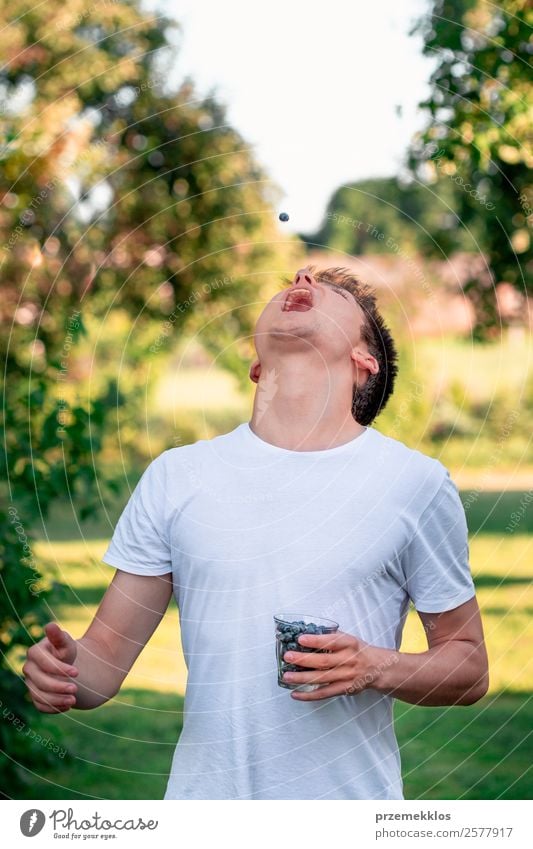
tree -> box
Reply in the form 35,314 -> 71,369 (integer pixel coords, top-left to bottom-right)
0,0 -> 297,795
300,175 -> 475,258
408,0 -> 532,339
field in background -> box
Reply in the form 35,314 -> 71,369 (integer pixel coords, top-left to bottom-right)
17,330 -> 531,800
151,332 -> 532,485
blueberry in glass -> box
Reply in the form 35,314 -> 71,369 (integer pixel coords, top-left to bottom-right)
273,614 -> 339,693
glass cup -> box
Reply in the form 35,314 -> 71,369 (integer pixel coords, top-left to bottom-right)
274,613 -> 339,693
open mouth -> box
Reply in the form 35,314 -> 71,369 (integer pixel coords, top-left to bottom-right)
282,288 -> 314,312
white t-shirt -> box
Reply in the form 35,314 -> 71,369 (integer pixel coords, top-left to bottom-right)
102,422 -> 476,800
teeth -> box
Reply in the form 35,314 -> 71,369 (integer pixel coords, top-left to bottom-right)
283,288 -> 313,310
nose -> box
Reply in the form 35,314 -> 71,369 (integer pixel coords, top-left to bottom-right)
292,268 -> 318,288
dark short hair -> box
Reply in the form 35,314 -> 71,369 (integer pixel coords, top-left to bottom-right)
308,265 -> 399,426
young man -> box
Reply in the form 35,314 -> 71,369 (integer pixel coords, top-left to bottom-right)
23,266 -> 489,800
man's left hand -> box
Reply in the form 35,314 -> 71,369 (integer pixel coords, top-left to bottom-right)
282,631 -> 394,701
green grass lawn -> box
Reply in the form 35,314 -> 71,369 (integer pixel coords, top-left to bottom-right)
15,691 -> 532,801
396,693 -> 532,800
14,519 -> 531,801
14,689 -> 182,800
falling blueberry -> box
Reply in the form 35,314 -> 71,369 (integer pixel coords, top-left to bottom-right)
279,212 -> 289,222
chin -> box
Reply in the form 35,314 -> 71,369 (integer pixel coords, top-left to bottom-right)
268,327 -> 317,342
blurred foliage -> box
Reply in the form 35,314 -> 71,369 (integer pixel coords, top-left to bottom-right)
300,175 -> 481,257
366,326 -> 531,468
373,337 -> 435,446
0,0 -> 298,794
408,0 -> 533,339
304,1 -> 532,342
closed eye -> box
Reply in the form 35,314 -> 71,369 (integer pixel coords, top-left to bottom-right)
277,282 -> 350,300
326,284 -> 350,300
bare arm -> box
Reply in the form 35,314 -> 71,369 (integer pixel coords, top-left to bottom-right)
281,596 -> 489,706
23,569 -> 173,713
372,596 -> 490,706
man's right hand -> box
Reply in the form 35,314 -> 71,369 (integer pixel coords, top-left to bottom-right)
22,622 -> 79,714
22,571 -> 173,712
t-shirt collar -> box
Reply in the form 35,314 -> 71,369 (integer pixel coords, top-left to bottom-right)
243,421 -> 371,457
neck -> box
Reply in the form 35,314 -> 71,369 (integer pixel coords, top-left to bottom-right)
249,353 -> 366,451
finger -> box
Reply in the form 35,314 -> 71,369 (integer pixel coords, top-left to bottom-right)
290,682 -> 348,701
282,665 -> 353,687
44,622 -> 68,648
31,699 -> 59,714
44,623 -> 74,660
28,681 -> 77,709
23,662 -> 77,695
344,678 -> 368,696
29,648 -> 78,678
296,631 -> 359,651
33,699 -> 74,714
27,683 -> 77,711
283,648 -> 348,670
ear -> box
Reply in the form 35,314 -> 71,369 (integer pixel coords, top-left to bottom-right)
249,359 -> 261,384
350,349 -> 379,380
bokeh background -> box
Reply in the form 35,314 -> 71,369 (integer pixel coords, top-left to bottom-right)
1,0 -> 531,799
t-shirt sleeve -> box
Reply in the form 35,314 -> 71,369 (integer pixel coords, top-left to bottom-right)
400,470 -> 476,613
101,453 -> 172,576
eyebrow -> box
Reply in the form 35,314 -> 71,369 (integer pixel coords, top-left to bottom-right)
322,281 -> 357,303
279,277 -> 358,305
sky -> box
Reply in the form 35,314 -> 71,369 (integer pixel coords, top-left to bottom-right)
148,0 -> 434,234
